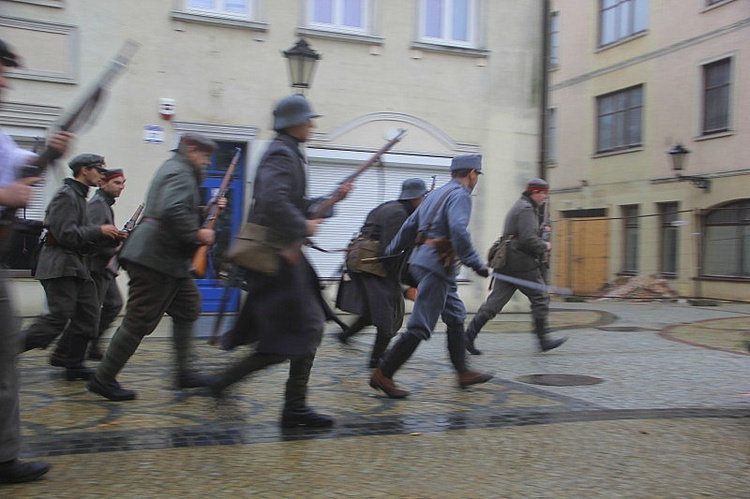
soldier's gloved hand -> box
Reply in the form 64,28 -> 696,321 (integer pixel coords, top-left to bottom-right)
476,266 -> 490,278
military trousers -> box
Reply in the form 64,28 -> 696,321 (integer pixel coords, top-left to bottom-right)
381,264 -> 468,377
0,275 -> 21,462
91,270 -> 123,338
23,276 -> 100,350
120,262 -> 201,338
469,267 -> 549,336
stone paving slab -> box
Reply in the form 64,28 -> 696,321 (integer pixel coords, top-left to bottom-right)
7,301 -> 750,497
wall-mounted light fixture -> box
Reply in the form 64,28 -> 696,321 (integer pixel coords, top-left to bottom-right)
667,143 -> 710,191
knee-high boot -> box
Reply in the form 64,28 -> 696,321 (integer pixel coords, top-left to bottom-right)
534,317 -> 567,352
87,326 -> 142,401
446,326 -> 468,373
338,316 -> 370,344
281,353 -> 333,428
63,334 -> 93,381
172,322 -> 207,388
369,328 -> 392,368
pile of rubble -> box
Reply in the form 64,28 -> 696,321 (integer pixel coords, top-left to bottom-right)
593,274 -> 679,301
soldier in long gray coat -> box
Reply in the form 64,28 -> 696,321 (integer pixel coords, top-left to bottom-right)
211,95 -> 349,428
22,154 -> 121,381
464,178 -> 567,355
335,178 -> 427,368
87,134 -> 220,402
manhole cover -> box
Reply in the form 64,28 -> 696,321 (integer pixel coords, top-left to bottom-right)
597,326 -> 644,332
516,374 -> 604,386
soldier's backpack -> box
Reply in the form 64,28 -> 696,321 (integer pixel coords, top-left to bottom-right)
487,235 -> 513,270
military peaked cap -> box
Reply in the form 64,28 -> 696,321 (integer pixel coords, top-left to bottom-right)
69,153 -> 107,171
450,154 -> 482,173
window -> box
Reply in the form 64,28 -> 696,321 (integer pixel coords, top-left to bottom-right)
702,58 -> 731,135
546,107 -> 557,163
419,0 -> 476,47
600,0 -> 648,47
309,0 -> 368,33
622,205 -> 639,273
186,0 -> 252,17
703,200 -> 750,277
706,0 -> 727,5
596,85 -> 642,153
549,11 -> 560,68
658,202 -> 679,275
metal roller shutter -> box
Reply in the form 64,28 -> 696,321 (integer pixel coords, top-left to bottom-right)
305,151 -> 451,278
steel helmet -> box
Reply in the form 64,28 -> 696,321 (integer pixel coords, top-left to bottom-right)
272,94 -> 321,132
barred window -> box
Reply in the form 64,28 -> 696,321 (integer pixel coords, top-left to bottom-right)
703,200 -> 750,277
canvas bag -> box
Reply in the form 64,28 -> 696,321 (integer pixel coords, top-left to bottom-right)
227,222 -> 286,275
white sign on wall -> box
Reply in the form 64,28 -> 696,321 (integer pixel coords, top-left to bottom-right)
144,125 -> 165,143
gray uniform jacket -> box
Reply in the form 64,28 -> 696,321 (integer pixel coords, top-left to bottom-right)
118,153 -> 202,278
34,179 -> 101,280
504,194 -> 547,259
385,179 -> 484,281
87,189 -> 118,273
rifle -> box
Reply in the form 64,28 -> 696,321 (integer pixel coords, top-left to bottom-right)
207,264 -> 245,346
191,147 -> 242,278
540,199 -> 551,260
0,39 -> 140,250
105,203 -> 144,275
278,129 -> 408,265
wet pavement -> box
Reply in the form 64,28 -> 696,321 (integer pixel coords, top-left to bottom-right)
7,300 -> 750,498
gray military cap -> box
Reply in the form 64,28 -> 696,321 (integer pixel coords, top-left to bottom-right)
272,94 -> 321,132
450,154 -> 482,173
68,153 -> 107,172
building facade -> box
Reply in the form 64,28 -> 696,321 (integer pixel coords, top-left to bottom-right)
547,0 -> 750,301
1,0 -> 548,315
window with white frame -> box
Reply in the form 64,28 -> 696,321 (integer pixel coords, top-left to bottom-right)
308,0 -> 369,34
419,0 -> 476,48
599,0 -> 648,47
186,0 -> 252,18
549,11 -> 560,68
702,57 -> 731,135
596,85 -> 642,153
546,107 -> 557,163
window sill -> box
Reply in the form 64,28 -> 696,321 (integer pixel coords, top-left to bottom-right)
701,0 -> 738,13
596,31 -> 648,53
695,130 -> 735,141
7,0 -> 63,7
592,146 -> 643,159
410,41 -> 489,58
170,10 -> 268,32
296,27 -> 383,45
695,275 -> 750,282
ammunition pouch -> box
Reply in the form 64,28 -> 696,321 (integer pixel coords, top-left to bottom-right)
346,235 -> 386,277
424,238 -> 455,269
227,222 -> 286,276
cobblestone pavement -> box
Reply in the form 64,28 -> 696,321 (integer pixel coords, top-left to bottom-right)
6,301 -> 749,498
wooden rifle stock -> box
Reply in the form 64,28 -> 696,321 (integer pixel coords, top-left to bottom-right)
278,129 -> 408,265
191,147 -> 242,278
104,203 -> 144,275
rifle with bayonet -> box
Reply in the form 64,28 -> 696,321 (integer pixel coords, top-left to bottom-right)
0,39 -> 140,250
105,203 -> 144,275
191,147 -> 242,278
278,129 -> 408,265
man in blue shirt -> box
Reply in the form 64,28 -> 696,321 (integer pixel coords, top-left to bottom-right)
369,154 -> 493,398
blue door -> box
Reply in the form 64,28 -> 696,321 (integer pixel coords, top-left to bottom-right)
196,141 -> 246,313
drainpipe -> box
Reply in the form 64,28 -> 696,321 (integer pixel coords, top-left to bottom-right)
539,0 -> 550,179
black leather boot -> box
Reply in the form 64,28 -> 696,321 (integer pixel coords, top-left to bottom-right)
0,459 -> 51,484
281,354 -> 334,428
64,334 -> 93,381
534,318 -> 568,352
87,326 -> 142,401
464,321 -> 483,356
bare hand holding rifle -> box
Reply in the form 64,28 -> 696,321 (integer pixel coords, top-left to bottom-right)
192,147 -> 241,278
278,129 -> 408,265
105,203 -> 144,275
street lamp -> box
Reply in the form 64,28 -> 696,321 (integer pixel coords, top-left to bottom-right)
283,38 -> 321,93
667,143 -> 710,191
